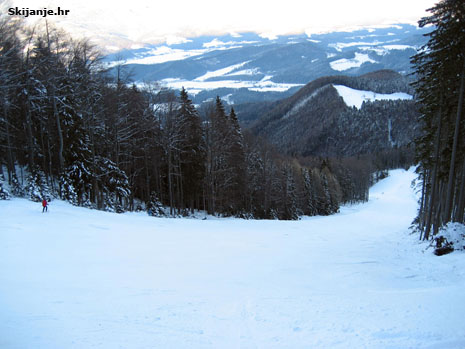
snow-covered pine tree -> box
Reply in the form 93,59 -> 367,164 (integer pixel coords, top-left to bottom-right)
244,147 -> 266,218
0,174 -> 10,200
26,167 -> 51,202
147,192 -> 164,217
10,174 -> 25,197
96,157 -> 131,213
61,111 -> 93,206
59,172 -> 79,206
278,162 -> 299,220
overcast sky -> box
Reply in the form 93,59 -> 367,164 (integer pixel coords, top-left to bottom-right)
6,0 -> 437,49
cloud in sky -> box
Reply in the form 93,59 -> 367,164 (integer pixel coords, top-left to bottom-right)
7,0 -> 437,48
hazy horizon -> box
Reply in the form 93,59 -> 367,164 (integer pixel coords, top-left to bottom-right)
4,0 -> 437,51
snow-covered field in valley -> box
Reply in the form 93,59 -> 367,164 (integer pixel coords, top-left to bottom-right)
1,169 -> 464,348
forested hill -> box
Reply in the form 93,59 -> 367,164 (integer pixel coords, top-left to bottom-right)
250,70 -> 419,158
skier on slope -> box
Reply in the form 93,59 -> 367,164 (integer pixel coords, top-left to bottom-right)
42,198 -> 48,213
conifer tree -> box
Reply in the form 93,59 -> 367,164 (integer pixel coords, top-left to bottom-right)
205,97 -> 234,214
412,0 -> 465,237
225,107 -> 246,214
0,174 -> 10,200
301,167 -> 317,216
279,162 -> 299,220
178,87 -> 205,212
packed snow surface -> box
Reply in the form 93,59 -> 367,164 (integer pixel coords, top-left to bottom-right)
333,84 -> 413,109
1,169 -> 465,348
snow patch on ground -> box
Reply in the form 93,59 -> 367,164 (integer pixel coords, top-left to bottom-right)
107,46 -> 209,66
226,68 -> 261,76
328,41 -> 384,52
221,93 -> 234,105
438,222 -> 465,252
359,45 -> 417,56
160,66 -> 303,94
330,52 -> 378,71
382,44 -> 416,51
333,84 -> 413,109
194,62 -> 251,82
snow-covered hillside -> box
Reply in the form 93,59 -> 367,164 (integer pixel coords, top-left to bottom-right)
1,169 -> 464,348
333,84 -> 413,109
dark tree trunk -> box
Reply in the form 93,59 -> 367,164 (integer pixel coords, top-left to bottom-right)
444,60 -> 465,223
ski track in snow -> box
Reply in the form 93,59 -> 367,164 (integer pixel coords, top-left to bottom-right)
1,169 -> 465,348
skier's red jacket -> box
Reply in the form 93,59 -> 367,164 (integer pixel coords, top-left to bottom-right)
42,199 -> 47,207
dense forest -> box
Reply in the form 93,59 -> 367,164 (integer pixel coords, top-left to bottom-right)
0,16 -> 404,219
412,0 -> 465,239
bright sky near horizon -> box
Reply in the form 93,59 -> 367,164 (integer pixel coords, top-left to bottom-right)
5,0 -> 437,49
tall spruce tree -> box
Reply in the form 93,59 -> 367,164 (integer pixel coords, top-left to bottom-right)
225,107 -> 246,214
178,87 -> 205,212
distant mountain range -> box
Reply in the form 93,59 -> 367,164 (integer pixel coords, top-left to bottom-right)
105,24 -> 430,105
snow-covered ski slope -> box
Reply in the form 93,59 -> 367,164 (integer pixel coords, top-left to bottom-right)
1,169 -> 464,348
